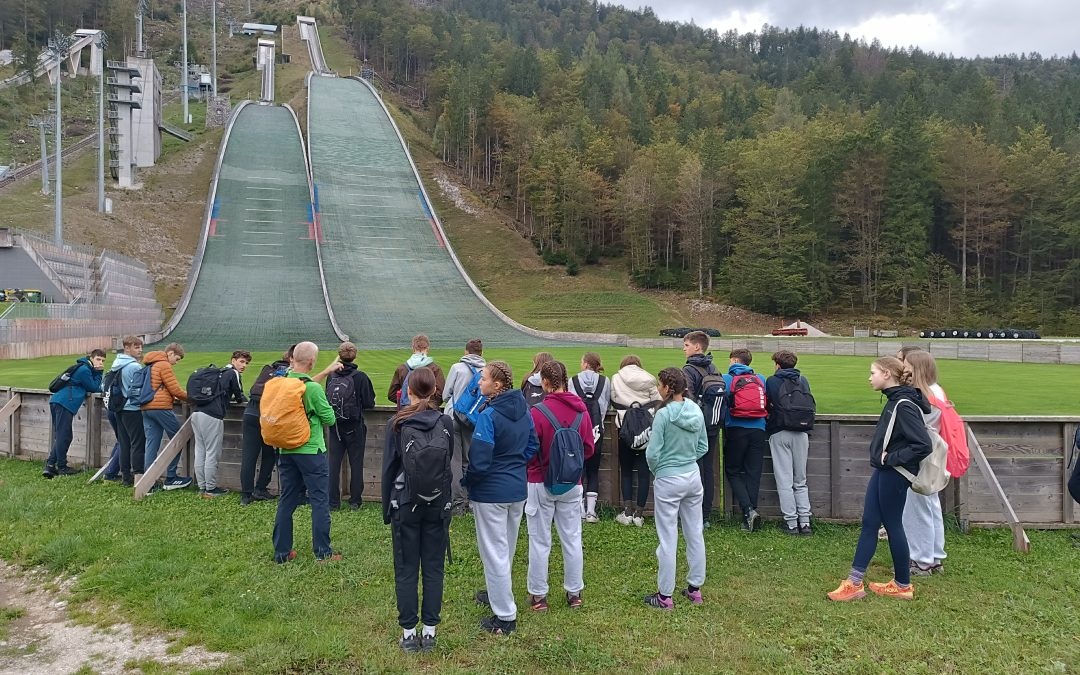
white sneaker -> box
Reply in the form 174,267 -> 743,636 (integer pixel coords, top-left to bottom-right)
615,512 -> 633,526
585,513 -> 599,524
632,515 -> 644,527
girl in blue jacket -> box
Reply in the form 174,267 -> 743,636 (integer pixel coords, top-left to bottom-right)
463,360 -> 539,636
45,349 -> 105,477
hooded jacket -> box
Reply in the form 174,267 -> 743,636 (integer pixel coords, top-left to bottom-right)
765,367 -> 810,436
49,357 -> 102,414
109,353 -> 143,412
329,361 -> 376,428
682,353 -> 719,399
646,400 -> 709,479
568,370 -> 611,425
463,389 -> 539,503
869,386 -> 933,474
193,363 -> 247,420
527,392 -> 595,484
722,363 -> 767,431
381,408 -> 455,523
442,354 -> 486,409
610,364 -> 660,428
140,351 -> 188,411
388,354 -> 445,405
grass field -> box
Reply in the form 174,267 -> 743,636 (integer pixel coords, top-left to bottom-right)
0,459 -> 1076,673
3,349 -> 1080,416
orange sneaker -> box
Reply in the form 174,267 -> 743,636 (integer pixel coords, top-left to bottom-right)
826,579 -> 866,601
868,579 -> 914,600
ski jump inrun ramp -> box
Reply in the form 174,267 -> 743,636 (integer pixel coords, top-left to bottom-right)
158,19 -> 615,350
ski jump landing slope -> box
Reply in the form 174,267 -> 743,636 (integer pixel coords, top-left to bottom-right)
158,102 -> 342,350
306,75 -> 618,348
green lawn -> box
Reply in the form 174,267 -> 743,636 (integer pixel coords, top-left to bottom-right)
3,349 -> 1080,416
0,459 -> 1076,673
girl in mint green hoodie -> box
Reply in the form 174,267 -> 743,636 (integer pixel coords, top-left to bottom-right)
643,368 -> 709,609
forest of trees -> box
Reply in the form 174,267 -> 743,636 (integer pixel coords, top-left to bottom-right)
326,0 -> 1080,331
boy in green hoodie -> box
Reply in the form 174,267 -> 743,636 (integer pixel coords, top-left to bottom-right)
643,368 -> 709,610
388,335 -> 446,408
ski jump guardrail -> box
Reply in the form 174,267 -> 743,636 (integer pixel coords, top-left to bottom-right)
297,16 -> 330,75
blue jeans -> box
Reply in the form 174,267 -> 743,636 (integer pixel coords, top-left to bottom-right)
853,468 -> 911,585
143,409 -> 183,480
104,410 -> 121,478
273,452 -> 332,561
47,403 -> 75,469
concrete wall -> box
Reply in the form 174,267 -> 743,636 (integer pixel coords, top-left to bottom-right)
2,388 -> 1075,527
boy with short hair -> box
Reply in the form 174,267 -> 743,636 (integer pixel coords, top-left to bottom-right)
327,341 -> 376,511
723,348 -> 768,532
44,348 -> 106,477
681,331 -> 721,524
112,336 -> 146,486
140,342 -> 192,491
766,350 -> 815,535
388,334 -> 445,407
442,338 -> 486,513
191,350 -> 250,498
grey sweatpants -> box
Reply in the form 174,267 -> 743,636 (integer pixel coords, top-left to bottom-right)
191,411 -> 224,491
525,482 -> 584,597
473,500 -> 524,621
902,490 -> 946,566
653,469 -> 706,597
769,430 -> 812,526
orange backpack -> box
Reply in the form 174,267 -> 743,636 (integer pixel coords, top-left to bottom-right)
260,376 -> 312,450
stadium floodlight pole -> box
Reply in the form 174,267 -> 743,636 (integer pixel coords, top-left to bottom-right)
48,30 -> 76,246
211,0 -> 218,97
97,31 -> 108,213
182,0 -> 189,124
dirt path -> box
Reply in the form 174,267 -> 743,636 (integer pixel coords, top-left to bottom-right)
0,561 -> 228,674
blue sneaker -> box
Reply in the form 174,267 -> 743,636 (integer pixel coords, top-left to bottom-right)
163,476 -> 193,490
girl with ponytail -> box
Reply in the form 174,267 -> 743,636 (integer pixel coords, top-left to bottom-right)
828,357 -> 932,603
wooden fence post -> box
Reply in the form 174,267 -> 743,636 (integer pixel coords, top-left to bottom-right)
1,393 -> 23,458
1063,423 -> 1076,525
829,421 -> 841,518
135,417 -> 194,499
966,424 -> 1030,552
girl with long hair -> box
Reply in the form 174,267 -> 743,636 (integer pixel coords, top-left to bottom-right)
569,352 -> 610,523
902,350 -> 949,576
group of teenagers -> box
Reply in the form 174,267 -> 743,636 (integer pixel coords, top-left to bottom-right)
42,330 -> 1047,652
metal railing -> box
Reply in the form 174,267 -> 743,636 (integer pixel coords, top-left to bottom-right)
0,135 -> 98,191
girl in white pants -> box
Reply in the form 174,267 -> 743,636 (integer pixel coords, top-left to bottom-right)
901,350 -> 948,575
643,368 -> 709,609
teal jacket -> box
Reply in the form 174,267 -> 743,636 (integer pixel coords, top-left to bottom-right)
646,400 -> 709,479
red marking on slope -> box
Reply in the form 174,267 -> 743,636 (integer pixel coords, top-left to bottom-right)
430,218 -> 445,248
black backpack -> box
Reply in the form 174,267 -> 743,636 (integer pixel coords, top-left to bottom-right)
572,374 -> 607,436
250,362 -> 288,401
326,371 -> 361,422
522,381 -> 546,407
689,365 -> 727,433
102,368 -> 126,413
613,400 -> 658,452
400,421 -> 452,504
187,365 -> 224,407
771,376 -> 816,432
48,362 -> 83,393
534,403 -> 586,495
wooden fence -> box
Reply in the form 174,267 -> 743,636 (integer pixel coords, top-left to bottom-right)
1,387 -> 1075,527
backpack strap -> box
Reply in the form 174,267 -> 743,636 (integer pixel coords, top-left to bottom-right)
571,375 -> 582,396
883,398 -> 919,483
534,402 -> 567,431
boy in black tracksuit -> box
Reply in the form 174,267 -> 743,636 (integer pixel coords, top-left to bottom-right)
682,332 -> 721,523
382,404 -> 454,653
241,354 -> 290,505
328,342 -> 376,511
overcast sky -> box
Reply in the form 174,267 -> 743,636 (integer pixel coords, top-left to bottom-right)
611,1 -> 1080,58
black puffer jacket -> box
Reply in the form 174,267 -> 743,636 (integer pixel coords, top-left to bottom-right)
868,386 -> 932,474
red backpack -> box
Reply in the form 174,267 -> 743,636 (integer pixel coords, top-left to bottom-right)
927,394 -> 970,478
729,372 -> 767,419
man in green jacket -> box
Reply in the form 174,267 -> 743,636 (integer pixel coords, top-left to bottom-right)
271,341 -> 342,563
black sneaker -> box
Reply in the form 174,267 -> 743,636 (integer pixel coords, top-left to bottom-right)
240,494 -> 253,506
163,476 -> 192,490
474,590 -> 490,607
399,634 -> 421,654
799,523 -> 814,536
201,487 -> 229,498
350,502 -> 362,511
480,615 -> 515,636
42,465 -> 57,479
420,633 -> 436,653
252,488 -> 274,501
780,522 -> 800,536
56,466 -> 81,476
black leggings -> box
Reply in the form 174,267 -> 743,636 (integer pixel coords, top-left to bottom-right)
618,437 -> 651,508
1069,455 -> 1080,505
392,504 -> 447,629
584,435 -> 604,494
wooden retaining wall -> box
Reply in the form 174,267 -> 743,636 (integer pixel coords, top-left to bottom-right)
1,387 -> 1075,527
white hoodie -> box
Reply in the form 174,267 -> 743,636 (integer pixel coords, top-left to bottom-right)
610,365 -> 661,428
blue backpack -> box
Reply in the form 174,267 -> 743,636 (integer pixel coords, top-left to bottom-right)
534,403 -> 585,495
451,366 -> 487,427
127,363 -> 161,407
397,367 -> 414,408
